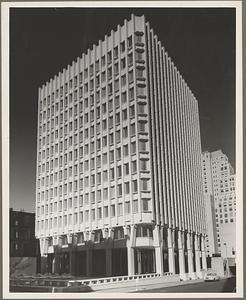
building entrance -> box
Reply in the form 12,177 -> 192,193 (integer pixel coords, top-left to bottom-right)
92,249 -> 106,276
135,248 -> 155,274
74,251 -> 86,276
112,248 -> 127,276
47,253 -> 54,273
58,252 -> 70,274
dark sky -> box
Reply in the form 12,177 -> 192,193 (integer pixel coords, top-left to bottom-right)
10,8 -> 236,212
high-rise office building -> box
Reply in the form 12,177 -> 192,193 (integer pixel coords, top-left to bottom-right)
36,14 -> 207,279
202,150 -> 236,258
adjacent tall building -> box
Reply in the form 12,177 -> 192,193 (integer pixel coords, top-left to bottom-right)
202,150 -> 236,258
36,15 -> 207,279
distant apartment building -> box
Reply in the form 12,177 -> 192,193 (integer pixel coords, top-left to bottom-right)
36,14 -> 207,279
202,150 -> 236,258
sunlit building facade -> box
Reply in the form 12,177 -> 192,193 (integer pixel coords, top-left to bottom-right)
36,14 -> 207,279
202,150 -> 236,258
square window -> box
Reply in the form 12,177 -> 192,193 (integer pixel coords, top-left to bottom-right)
97,173 -> 102,185
121,58 -> 126,69
101,56 -> 105,67
109,116 -> 113,129
107,51 -> 112,64
117,165 -> 122,178
129,70 -> 134,83
131,141 -> 136,154
133,200 -> 138,213
123,145 -> 129,157
130,123 -> 135,136
116,148 -> 121,160
142,199 -> 149,212
103,170 -> 108,182
103,153 -> 107,164
122,109 -> 127,120
104,206 -> 108,218
109,133 -> 114,145
103,188 -> 108,200
128,36 -> 132,48
132,161 -> 137,173
117,184 -> 122,197
102,119 -> 107,130
128,53 -> 133,66
123,126 -> 128,139
121,75 -> 126,86
114,46 -> 118,58
122,92 -> 127,103
110,168 -> 115,180
111,204 -> 115,217
125,202 -> 130,214
114,63 -> 119,75
141,179 -> 149,191
124,163 -> 129,175
103,136 -> 107,147
116,112 -> 120,124
120,41 -> 125,53
109,150 -> 114,162
110,186 -> 115,199
97,190 -> 101,201
102,103 -> 107,114
130,105 -> 135,117
140,160 -> 147,171
124,182 -> 130,194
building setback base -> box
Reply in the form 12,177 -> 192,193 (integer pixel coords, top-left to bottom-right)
39,227 -> 207,278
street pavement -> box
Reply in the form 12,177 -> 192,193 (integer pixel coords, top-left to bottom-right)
136,277 -> 236,293
96,277 -> 236,293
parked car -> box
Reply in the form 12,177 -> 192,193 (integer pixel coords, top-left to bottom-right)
204,271 -> 220,282
62,282 -> 92,292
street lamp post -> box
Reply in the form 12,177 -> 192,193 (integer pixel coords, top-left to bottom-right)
223,242 -> 229,277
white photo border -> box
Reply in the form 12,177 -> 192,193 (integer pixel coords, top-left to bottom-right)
1,1 -> 243,298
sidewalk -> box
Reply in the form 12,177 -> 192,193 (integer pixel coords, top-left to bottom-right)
94,278 -> 204,293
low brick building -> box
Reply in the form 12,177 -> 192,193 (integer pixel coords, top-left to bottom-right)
10,209 -> 40,275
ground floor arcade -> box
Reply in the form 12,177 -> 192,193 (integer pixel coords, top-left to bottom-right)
39,225 -> 208,279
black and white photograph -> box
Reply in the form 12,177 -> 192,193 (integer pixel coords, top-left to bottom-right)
1,1 -> 243,298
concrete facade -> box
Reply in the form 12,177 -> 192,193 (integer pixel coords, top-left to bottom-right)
36,15 -> 207,278
202,150 -> 236,258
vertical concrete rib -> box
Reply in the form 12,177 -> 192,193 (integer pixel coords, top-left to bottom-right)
179,78 -> 192,233
171,63 -> 183,231
161,48 -> 172,227
158,44 -> 169,226
146,27 -> 160,225
145,24 -> 156,223
164,53 -> 176,228
175,68 -> 188,231
153,36 -> 165,226
194,100 -> 206,235
191,96 -> 202,234
177,72 -> 190,232
167,57 -> 179,228
144,22 -> 156,223
184,83 -> 196,233
187,90 -> 198,234
191,97 -> 201,234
